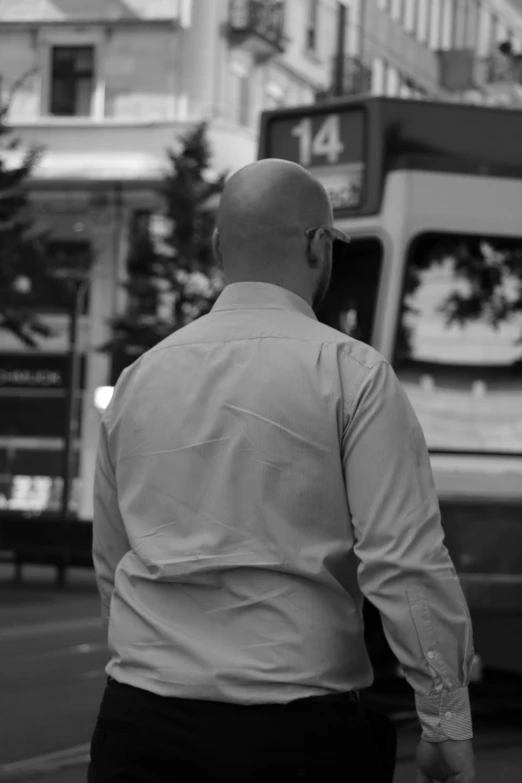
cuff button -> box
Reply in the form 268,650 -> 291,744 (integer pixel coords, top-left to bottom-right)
444,711 -> 453,720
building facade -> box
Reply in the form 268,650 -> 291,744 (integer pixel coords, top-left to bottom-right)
0,0 -> 521,519
366,0 -> 522,104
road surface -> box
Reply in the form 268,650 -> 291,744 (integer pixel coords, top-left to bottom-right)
1,563 -> 521,783
0,565 -> 106,769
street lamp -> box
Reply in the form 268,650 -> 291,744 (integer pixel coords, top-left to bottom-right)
94,386 -> 114,413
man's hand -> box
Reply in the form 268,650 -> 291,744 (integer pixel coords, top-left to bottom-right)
416,738 -> 475,782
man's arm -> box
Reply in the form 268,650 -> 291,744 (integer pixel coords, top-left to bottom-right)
92,415 -> 130,633
341,357 -> 475,742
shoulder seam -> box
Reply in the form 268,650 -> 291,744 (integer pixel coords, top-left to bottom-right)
339,346 -> 388,373
343,358 -> 387,423
149,334 -> 376,354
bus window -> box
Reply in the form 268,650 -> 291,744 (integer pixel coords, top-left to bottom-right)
394,232 -> 522,455
317,237 -> 383,347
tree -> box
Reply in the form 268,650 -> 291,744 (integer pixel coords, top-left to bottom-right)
105,122 -> 226,377
0,81 -> 55,347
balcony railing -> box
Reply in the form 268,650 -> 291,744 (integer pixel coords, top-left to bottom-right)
227,0 -> 286,60
484,53 -> 522,86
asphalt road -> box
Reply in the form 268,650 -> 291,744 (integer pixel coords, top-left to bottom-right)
1,563 -> 521,783
0,565 -> 107,767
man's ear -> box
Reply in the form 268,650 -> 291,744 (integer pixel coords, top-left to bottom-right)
212,228 -> 222,265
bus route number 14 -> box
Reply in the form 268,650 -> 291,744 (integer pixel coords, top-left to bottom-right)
290,114 -> 344,167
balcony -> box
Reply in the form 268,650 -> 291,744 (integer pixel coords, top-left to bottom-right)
438,49 -> 476,92
439,44 -> 522,107
315,57 -> 372,101
227,0 -> 286,62
0,0 -> 189,24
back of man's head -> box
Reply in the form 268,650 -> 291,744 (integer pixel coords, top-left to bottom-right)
215,159 -> 333,284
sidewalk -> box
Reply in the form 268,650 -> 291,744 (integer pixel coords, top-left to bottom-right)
0,563 -> 99,630
394,744 -> 522,783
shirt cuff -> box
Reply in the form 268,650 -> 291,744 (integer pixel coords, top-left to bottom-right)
415,687 -> 473,742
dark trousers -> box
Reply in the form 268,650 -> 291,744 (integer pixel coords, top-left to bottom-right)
88,677 -> 397,782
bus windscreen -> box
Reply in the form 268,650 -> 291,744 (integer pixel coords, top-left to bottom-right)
394,232 -> 522,456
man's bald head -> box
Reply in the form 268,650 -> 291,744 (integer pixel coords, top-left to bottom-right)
215,159 -> 333,279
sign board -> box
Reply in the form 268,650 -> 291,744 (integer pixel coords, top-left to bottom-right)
260,95 -> 522,216
260,107 -> 367,213
0,368 -> 63,389
0,354 -> 86,390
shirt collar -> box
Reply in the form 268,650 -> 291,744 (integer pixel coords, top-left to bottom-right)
211,282 -> 317,321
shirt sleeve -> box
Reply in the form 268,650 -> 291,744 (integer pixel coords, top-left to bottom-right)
92,414 -> 130,634
341,358 -> 475,742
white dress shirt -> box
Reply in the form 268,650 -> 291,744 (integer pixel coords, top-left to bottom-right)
93,281 -> 474,742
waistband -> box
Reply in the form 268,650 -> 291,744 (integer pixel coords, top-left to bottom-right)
106,676 -> 361,709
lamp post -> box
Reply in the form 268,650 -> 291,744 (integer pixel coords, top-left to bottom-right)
332,1 -> 347,97
60,276 -> 90,520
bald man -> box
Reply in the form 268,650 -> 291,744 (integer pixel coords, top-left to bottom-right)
89,160 -> 475,783
214,158 -> 335,312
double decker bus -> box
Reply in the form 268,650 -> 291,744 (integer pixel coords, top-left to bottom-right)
259,96 -> 522,676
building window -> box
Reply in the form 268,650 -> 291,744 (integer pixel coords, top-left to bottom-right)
416,0 -> 430,44
476,5 -> 493,57
466,0 -> 480,50
403,0 -> 416,33
428,0 -> 442,50
495,19 -> 509,46
390,0 -> 403,23
231,71 -> 250,127
372,58 -> 386,95
399,79 -> 412,98
487,15 -> 501,69
49,46 -> 95,117
228,60 -> 251,127
306,0 -> 319,51
452,0 -> 475,49
386,64 -> 400,95
439,0 -> 453,50
264,93 -> 284,110
265,79 -> 285,109
507,30 -> 522,54
384,65 -> 401,98
503,29 -> 517,51
240,73 -> 251,125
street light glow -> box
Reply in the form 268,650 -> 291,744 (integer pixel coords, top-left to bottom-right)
94,386 -> 114,413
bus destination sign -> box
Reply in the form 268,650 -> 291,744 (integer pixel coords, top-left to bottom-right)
262,108 -> 366,212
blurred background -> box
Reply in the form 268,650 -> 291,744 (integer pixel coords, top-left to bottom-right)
0,1 -> 521,781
